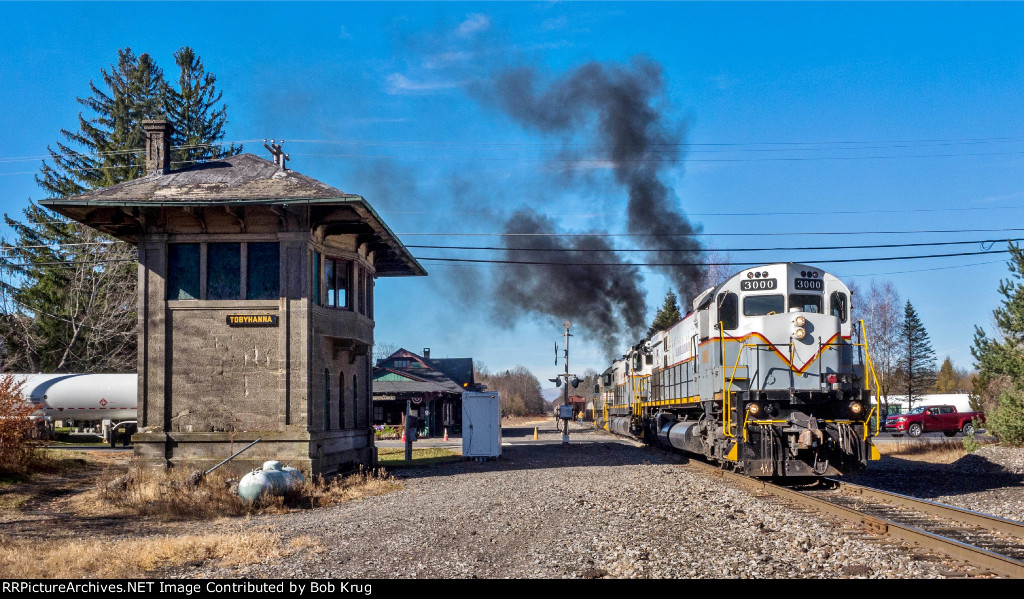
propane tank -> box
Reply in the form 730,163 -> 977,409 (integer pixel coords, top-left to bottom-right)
237,460 -> 305,502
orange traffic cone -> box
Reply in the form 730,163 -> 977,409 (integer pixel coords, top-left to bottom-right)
444,428 -> 449,441
400,429 -> 406,442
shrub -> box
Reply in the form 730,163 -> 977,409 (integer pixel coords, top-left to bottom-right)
0,375 -> 35,476
962,423 -> 982,453
989,386 -> 1024,447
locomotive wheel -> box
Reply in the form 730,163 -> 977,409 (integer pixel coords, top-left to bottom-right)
962,422 -> 975,436
908,423 -> 922,438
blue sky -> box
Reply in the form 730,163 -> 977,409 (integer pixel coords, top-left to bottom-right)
3,2 -> 1024,384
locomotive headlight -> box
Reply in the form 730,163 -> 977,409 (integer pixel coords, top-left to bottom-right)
848,401 -> 864,416
747,402 -> 761,416
793,328 -> 806,340
794,316 -> 807,327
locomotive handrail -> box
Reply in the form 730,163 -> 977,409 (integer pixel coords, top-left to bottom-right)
857,319 -> 884,439
723,340 -> 777,438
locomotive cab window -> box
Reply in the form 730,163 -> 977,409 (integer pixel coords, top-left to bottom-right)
743,294 -> 785,316
830,291 -> 848,323
789,294 -> 822,314
717,292 -> 738,330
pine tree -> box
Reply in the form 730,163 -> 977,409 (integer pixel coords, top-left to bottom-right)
37,48 -> 166,197
166,47 -> 239,167
933,356 -> 957,393
972,242 -> 1024,444
897,300 -> 936,408
0,48 -> 237,373
648,289 -> 681,336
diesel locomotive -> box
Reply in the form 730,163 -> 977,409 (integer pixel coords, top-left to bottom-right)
597,263 -> 881,477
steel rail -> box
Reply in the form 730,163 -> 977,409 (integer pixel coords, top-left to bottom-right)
687,461 -> 1024,578
825,478 -> 1024,542
596,423 -> 1024,577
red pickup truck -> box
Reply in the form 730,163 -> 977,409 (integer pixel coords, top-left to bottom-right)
885,405 -> 985,437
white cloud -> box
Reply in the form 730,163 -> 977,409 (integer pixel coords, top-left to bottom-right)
457,13 -> 490,38
423,52 -> 472,70
385,73 -> 466,95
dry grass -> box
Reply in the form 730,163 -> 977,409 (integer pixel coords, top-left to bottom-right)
288,468 -> 401,508
877,439 -> 979,463
501,415 -> 551,426
0,492 -> 33,510
0,530 -> 320,578
86,461 -> 401,520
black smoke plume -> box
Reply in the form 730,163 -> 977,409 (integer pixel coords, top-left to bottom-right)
484,57 -> 706,304
493,210 -> 647,356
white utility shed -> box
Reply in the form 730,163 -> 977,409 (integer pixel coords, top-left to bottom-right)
462,391 -> 502,458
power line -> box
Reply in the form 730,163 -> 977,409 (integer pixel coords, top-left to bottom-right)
0,248 -> 1010,269
841,259 -> 1008,279
0,258 -> 136,268
0,140 -> 257,164
397,227 -> 1024,238
411,248 -> 1008,267
6,135 -> 1024,164
379,205 -> 1024,217
406,237 -> 1022,253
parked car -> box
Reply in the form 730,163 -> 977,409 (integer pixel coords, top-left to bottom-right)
885,405 -> 985,438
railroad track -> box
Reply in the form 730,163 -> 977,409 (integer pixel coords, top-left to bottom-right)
686,459 -> 1024,578
593,424 -> 1024,577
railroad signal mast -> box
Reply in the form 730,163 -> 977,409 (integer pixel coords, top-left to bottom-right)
549,320 -> 581,445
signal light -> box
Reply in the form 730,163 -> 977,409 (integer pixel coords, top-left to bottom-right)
848,401 -> 863,416
794,328 -> 806,340
747,403 -> 761,416
794,316 -> 806,327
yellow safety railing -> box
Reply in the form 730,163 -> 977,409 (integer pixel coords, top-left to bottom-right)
631,374 -> 648,432
723,341 -> 765,438
724,322 -> 882,443
602,390 -> 609,429
858,319 -> 884,439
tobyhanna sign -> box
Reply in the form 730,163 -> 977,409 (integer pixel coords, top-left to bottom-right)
226,314 -> 279,327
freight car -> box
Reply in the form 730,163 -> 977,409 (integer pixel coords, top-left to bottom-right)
597,263 -> 881,477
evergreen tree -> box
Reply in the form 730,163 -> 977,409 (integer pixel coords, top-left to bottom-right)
897,300 -> 936,408
166,47 -> 239,167
0,47 -> 237,373
972,242 -> 1024,444
933,356 -> 957,393
648,289 -> 681,336
37,48 -> 166,197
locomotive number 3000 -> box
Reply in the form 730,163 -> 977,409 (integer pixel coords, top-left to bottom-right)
741,278 -> 777,291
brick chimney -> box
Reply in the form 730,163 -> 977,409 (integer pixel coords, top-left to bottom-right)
142,119 -> 172,175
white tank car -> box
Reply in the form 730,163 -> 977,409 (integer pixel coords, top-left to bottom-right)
15,373 -> 138,422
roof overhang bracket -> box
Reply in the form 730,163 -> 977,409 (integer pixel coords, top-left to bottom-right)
225,206 -> 246,233
183,206 -> 207,233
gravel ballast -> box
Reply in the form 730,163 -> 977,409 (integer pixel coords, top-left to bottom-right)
180,423 -> 1024,579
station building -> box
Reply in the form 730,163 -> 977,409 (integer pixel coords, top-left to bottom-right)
372,348 -> 482,436
40,120 -> 425,474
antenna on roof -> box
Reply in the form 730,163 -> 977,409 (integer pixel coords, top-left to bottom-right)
263,139 -> 290,170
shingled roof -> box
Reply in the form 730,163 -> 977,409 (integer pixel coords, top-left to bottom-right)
51,153 -> 354,205
40,152 -> 426,277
